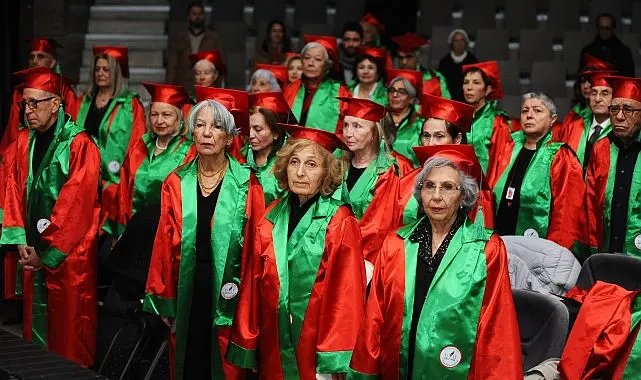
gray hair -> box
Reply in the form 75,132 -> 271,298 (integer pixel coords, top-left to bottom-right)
389,76 -> 418,101
522,91 -> 557,116
188,100 -> 239,136
88,53 -> 126,99
447,29 -> 469,45
413,157 -> 479,215
301,41 -> 332,72
249,69 -> 281,91
147,103 -> 185,136
194,59 -> 217,73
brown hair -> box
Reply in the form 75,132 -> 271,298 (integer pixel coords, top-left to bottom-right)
249,106 -> 286,148
88,53 -> 125,99
341,119 -> 388,166
273,139 -> 344,196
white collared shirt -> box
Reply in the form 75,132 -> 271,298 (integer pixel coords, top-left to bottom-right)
588,116 -> 611,140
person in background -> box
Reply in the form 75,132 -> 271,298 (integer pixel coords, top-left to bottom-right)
1,66 -> 101,368
104,82 -> 196,238
166,2 -> 224,90
579,13 -> 635,77
286,53 -> 303,84
490,92 -> 587,255
437,29 -> 478,103
255,63 -> 288,89
143,99 -> 264,380
462,60 -> 512,175
248,69 -> 281,93
393,32 -> 451,99
284,35 -> 350,133
348,144 -> 521,379
189,49 -> 226,93
227,124 -> 366,379
339,22 -> 364,84
348,46 -> 388,105
72,46 -> 146,225
251,20 -> 292,67
360,13 -> 385,47
586,76 -> 641,257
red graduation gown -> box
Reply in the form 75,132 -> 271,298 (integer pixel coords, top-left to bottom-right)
392,152 -> 415,178
0,143 -> 19,299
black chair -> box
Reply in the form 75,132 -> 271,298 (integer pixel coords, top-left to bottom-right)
512,289 -> 569,371
575,253 -> 641,291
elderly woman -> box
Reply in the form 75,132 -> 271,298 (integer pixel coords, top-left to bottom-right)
348,47 -> 388,105
489,92 -> 587,254
284,35 -> 350,132
336,97 -> 400,280
249,68 -> 281,93
437,29 -> 478,102
104,82 -> 197,238
348,144 -> 522,379
286,53 -> 303,83
382,69 -> 424,167
72,45 -> 146,221
227,125 -> 366,379
189,49 -> 226,91
256,63 -> 288,89
143,99 -> 265,380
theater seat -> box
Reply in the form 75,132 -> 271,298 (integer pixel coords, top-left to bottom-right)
575,253 -> 641,291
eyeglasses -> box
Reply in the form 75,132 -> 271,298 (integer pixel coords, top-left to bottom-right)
388,88 -> 409,96
608,105 -> 641,118
17,97 -> 55,110
419,181 -> 462,195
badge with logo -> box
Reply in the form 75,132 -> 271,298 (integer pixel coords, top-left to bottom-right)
36,219 -> 51,234
108,160 -> 121,174
440,346 -> 462,368
524,228 -> 539,238
220,282 -> 238,300
635,234 -> 641,250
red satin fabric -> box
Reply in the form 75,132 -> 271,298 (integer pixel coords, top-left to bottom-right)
421,76 -> 442,97
284,79 -> 350,135
396,167 -> 420,226
144,83 -> 189,109
93,46 -> 129,78
393,152 -> 415,177
486,114 -> 513,182
30,39 -> 59,56
553,110 -> 586,153
608,76 -> 641,103
0,143 -> 19,300
585,138 -> 612,252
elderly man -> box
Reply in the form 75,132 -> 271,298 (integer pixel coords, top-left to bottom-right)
0,66 -> 101,367
586,76 -> 641,257
579,13 -> 634,77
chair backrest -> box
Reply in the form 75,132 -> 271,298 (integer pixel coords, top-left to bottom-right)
576,253 -> 641,291
546,0 -> 581,39
512,289 -> 569,371
417,0 -> 454,33
531,61 -> 567,97
519,30 -> 554,71
474,28 -> 510,61
505,0 -> 537,39
463,0 -> 497,31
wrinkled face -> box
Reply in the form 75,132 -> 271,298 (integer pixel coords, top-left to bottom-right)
249,112 -> 278,153
387,80 -> 412,111
463,71 -> 489,105
361,22 -> 377,45
610,98 -> 641,140
589,85 -> 612,117
342,31 -> 362,55
29,50 -> 56,69
94,58 -> 111,88
150,102 -> 180,137
303,46 -> 326,79
451,33 -> 467,56
580,77 -> 592,99
520,98 -> 557,138
421,118 -> 461,146
420,165 -> 463,224
22,88 -> 60,131
598,15 -> 614,41
251,77 -> 272,93
270,23 -> 284,44
398,51 -> 418,70
194,60 -> 218,87
287,145 -> 325,198
192,106 -> 232,156
188,5 -> 205,27
343,116 -> 377,154
287,58 -> 303,83
356,58 -> 378,84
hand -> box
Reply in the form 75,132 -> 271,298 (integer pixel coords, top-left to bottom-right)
19,246 -> 43,271
17,245 -> 29,260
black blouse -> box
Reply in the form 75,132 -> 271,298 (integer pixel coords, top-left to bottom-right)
83,98 -> 112,137
495,147 -> 536,236
346,165 -> 366,191
288,192 -> 321,238
32,120 -> 57,174
194,181 -> 222,292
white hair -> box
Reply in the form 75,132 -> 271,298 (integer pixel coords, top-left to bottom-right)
522,91 -> 557,116
147,102 -> 184,136
389,76 -> 418,100
194,59 -> 217,73
301,41 -> 332,72
249,69 -> 281,91
447,29 -> 470,45
188,100 -> 238,136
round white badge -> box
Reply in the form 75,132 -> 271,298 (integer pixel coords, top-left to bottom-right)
635,234 -> 641,250
36,219 -> 51,234
440,346 -> 462,368
524,228 -> 539,238
108,160 -> 121,174
220,282 -> 239,300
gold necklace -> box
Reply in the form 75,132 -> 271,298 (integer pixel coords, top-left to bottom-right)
198,160 -> 227,192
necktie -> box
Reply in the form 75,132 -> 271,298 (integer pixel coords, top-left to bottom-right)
583,124 -> 602,173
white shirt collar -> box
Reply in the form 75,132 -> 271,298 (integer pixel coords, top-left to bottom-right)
589,116 -> 610,137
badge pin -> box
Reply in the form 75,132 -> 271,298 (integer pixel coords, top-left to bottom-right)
36,218 -> 51,234
108,160 -> 121,174
506,186 -> 515,200
220,282 -> 238,300
635,234 -> 641,250
439,346 -> 462,368
524,228 -> 539,238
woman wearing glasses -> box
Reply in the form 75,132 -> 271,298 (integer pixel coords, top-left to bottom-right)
488,92 -> 587,254
348,145 -> 521,379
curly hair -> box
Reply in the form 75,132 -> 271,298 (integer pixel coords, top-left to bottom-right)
273,139 -> 344,196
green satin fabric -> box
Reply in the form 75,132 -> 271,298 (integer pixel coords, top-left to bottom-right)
392,111 -> 424,167
403,193 -> 420,227
173,156 -> 250,380
492,132 -> 562,239
575,118 -> 610,169
573,103 -> 593,121
347,80 -> 389,106
246,147 -> 284,206
76,91 -> 140,186
291,78 -> 343,132
466,101 -> 507,173
267,194 -> 338,379
623,295 -> 641,377
422,70 -> 451,99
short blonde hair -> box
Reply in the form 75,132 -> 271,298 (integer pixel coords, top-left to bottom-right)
147,102 -> 186,136
273,139 -> 344,196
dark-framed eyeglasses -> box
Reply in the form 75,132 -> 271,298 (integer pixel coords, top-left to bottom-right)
608,105 -> 641,118
388,87 -> 409,96
17,97 -> 55,110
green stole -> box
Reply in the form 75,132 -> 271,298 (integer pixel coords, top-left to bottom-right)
466,101 -> 509,174
347,80 -> 389,106
421,68 -> 451,100
492,132 -> 563,239
246,147 -> 284,206
402,195 -> 420,227
575,118 -> 611,168
601,133 -> 641,255
173,156 -> 250,380
622,295 -> 641,377
398,217 -> 489,378
392,110 -> 424,167
572,103 -> 592,121
267,194 -> 341,379
75,90 -> 140,186
291,78 -> 342,132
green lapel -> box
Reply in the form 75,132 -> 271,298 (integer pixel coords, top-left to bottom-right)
345,149 -> 393,220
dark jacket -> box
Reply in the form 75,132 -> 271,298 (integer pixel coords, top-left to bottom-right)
579,35 -> 635,77
438,51 -> 478,102
166,27 -> 224,90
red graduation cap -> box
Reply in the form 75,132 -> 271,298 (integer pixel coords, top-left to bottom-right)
249,91 -> 298,124
286,52 -> 301,62
13,66 -> 75,96
278,123 -> 347,152
360,13 -> 385,33
355,46 -> 388,67
143,82 -> 189,109
586,70 -> 618,88
194,86 -> 249,134
604,76 -> 641,103
392,33 -> 430,54
93,45 -> 129,78
462,60 -> 503,100
413,144 -> 488,189
386,68 -> 423,97
580,54 -> 616,75
303,35 -> 339,72
28,38 -> 62,57
189,50 -> 227,75
420,94 -> 474,133
256,63 -> 289,88
337,96 -> 386,122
